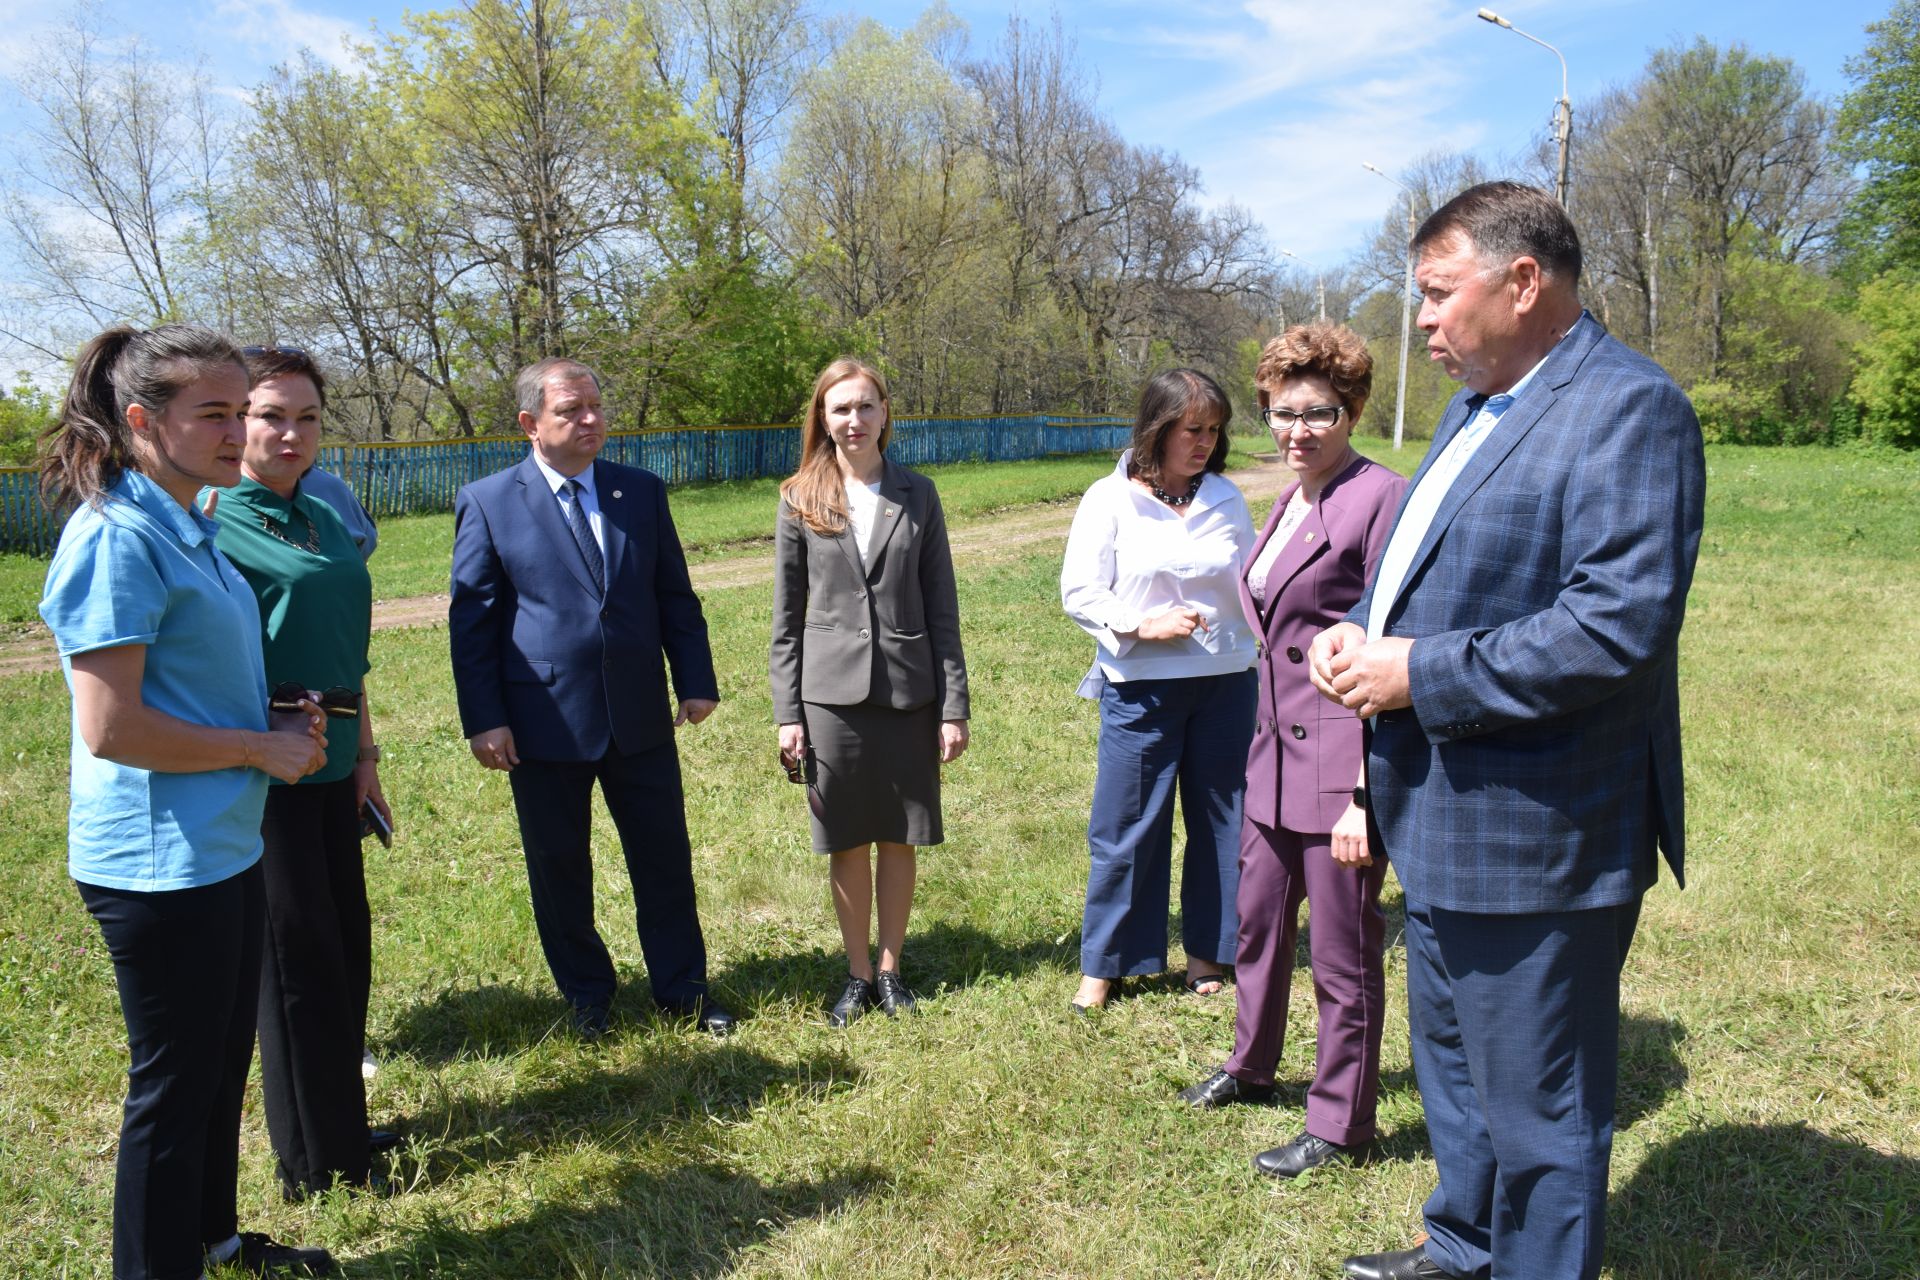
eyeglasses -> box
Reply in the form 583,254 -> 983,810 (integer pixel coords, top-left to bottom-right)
1261,405 -> 1344,433
242,344 -> 310,358
269,682 -> 360,718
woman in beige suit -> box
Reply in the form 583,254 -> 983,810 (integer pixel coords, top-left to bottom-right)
771,359 -> 970,1026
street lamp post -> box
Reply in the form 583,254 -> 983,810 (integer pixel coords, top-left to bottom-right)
1362,163 -> 1415,451
1477,8 -> 1572,207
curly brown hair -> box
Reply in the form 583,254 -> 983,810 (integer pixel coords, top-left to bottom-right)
1253,322 -> 1373,421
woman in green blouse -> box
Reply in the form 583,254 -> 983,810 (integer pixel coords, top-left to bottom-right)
211,345 -> 395,1200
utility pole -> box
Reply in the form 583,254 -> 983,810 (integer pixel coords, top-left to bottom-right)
1362,163 -> 1416,451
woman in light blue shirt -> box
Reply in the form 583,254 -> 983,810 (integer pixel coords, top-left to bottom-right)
38,325 -> 333,1280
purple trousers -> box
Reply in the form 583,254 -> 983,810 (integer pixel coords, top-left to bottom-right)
1223,817 -> 1388,1146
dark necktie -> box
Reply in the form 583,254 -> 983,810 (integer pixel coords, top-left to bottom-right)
563,478 -> 605,591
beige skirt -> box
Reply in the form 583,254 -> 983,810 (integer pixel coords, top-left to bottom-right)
802,700 -> 943,853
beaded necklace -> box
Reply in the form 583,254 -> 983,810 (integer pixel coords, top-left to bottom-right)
257,508 -> 320,554
1149,475 -> 1204,508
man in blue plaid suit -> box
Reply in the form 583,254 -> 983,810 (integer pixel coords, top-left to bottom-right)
1310,183 -> 1705,1280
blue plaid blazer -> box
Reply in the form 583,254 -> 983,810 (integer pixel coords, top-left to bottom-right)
1351,314 -> 1705,913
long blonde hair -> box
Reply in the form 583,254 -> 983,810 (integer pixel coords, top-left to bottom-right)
779,358 -> 892,535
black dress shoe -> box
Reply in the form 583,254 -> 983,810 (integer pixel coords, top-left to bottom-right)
1178,1068 -> 1275,1108
1339,1245 -> 1456,1280
828,974 -> 876,1027
368,1126 -> 403,1154
694,1000 -> 738,1036
569,1003 -> 610,1039
1251,1130 -> 1364,1179
875,970 -> 916,1017
661,997 -> 739,1036
227,1231 -> 338,1276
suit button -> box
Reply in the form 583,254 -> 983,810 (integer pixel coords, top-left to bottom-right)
599,608 -> 608,620
1285,646 -> 1303,663
1291,723 -> 1307,740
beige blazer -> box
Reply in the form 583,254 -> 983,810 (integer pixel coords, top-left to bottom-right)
770,460 -> 969,724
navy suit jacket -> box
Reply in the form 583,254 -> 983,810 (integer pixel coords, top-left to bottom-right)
449,455 -> 718,762
1350,314 -> 1705,913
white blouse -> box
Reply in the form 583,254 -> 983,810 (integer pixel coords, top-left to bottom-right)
844,476 -> 882,566
1247,491 -> 1311,609
1060,450 -> 1258,695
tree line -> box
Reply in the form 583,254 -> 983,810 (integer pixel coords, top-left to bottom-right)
1,0 -> 1916,458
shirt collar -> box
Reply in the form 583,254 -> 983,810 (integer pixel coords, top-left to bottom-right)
121,469 -> 218,548
220,473 -> 300,519
532,452 -> 595,498
1114,448 -> 1229,514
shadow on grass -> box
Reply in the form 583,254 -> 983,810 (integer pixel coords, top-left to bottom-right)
384,982 -> 572,1063
389,1040 -> 860,1188
1615,1016 -> 1689,1130
1259,1014 -> 1689,1172
346,1157 -> 889,1278
710,919 -> 1076,1012
1609,1122 -> 1920,1278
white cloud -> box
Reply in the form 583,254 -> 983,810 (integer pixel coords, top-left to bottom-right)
1078,0 -> 1495,262
210,0 -> 365,73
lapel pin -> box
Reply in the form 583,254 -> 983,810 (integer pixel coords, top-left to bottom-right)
885,507 -> 896,517
1304,531 -> 1315,542
611,489 -> 622,499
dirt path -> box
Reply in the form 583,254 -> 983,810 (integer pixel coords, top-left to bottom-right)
0,457 -> 1292,679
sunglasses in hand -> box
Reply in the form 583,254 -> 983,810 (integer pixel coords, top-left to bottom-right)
781,744 -> 816,785
269,682 -> 360,719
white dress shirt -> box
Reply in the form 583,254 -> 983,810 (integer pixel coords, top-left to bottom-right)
1365,353 -> 1551,640
531,453 -> 604,553
1060,450 -> 1258,695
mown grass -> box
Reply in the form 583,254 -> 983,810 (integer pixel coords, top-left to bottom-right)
2,444 -> 1916,1279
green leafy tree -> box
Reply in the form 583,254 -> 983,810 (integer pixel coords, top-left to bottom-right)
1851,272 -> 1920,448
1836,2 -> 1920,278
0,376 -> 58,467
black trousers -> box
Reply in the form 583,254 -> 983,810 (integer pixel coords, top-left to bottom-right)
507,740 -> 708,1012
257,778 -> 372,1197
78,864 -> 264,1280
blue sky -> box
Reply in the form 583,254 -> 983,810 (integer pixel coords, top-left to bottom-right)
0,0 -> 1891,272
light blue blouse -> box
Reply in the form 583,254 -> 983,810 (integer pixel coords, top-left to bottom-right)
39,470 -> 269,891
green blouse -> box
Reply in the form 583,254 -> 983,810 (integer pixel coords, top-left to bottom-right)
209,476 -> 373,785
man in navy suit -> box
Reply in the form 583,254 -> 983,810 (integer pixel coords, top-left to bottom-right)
1310,183 -> 1704,1280
449,357 -> 734,1037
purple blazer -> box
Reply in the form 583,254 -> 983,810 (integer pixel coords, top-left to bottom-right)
1239,454 -> 1407,834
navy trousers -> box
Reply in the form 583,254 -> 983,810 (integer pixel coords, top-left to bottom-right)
78,864 -> 264,1280
1405,897 -> 1642,1280
1081,669 -> 1255,978
508,741 -> 709,1013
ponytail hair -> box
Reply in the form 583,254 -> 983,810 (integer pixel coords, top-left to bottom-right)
39,324 -> 247,510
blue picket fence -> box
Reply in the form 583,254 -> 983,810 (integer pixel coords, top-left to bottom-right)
0,414 -> 1130,555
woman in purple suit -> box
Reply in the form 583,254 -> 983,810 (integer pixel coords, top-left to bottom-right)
1176,323 -> 1408,1180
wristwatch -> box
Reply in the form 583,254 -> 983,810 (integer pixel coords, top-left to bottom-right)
1351,784 -> 1369,811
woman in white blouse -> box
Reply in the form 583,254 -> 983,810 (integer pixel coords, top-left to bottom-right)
1059,368 -> 1258,1013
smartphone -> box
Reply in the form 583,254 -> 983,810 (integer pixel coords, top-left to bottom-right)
360,801 -> 393,848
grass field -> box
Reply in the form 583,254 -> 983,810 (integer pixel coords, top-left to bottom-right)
1,443 -> 1917,1278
